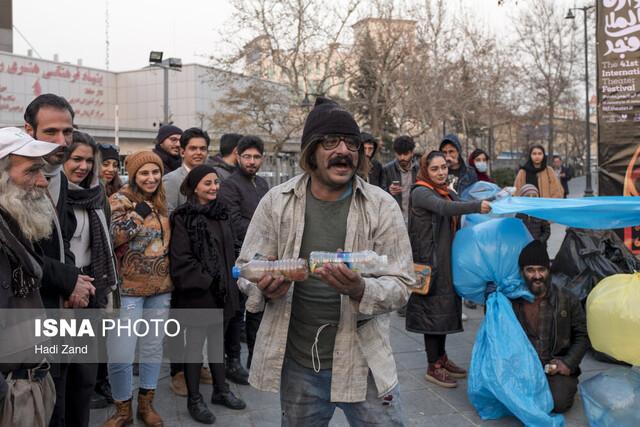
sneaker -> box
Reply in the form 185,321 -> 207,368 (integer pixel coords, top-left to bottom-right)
425,362 -> 457,388
200,366 -> 213,384
170,371 -> 188,396
397,305 -> 407,317
461,313 -> 468,321
439,353 -> 467,378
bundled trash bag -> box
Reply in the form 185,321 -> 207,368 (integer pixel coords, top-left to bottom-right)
551,228 -> 640,303
453,217 -> 532,304
453,217 -> 565,426
586,272 -> 640,366
580,366 -> 640,426
459,182 -> 514,228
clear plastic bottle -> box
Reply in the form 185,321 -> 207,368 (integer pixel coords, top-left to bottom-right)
232,259 -> 309,282
308,250 -> 388,274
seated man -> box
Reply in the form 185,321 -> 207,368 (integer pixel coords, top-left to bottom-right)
512,240 -> 589,413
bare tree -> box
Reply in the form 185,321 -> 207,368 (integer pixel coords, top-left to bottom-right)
511,0 -> 579,157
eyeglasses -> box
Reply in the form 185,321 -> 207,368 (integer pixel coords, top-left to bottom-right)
320,135 -> 361,152
168,137 -> 181,143
240,154 -> 264,161
98,143 -> 120,153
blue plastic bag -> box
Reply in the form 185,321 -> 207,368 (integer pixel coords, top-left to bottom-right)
452,218 -> 565,426
452,217 -> 532,304
580,367 -> 640,426
459,182 -> 514,228
490,196 -> 640,229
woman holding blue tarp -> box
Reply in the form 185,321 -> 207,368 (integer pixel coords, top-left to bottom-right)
405,151 -> 490,388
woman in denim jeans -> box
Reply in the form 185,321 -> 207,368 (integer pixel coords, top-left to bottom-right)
105,151 -> 172,427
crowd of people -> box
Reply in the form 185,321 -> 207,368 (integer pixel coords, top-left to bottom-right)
0,93 -> 588,427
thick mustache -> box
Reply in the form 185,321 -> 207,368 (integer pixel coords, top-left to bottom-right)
328,156 -> 354,168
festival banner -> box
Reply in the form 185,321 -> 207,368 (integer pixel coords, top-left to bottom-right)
597,0 -> 640,253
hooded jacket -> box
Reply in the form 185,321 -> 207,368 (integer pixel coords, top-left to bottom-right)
439,134 -> 478,194
362,133 -> 383,187
205,155 -> 236,182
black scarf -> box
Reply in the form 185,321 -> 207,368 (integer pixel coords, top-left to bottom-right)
67,185 -> 116,308
153,147 -> 182,172
521,159 -> 547,189
0,211 -> 43,297
171,200 -> 230,305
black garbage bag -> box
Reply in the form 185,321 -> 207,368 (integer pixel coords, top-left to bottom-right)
551,228 -> 640,303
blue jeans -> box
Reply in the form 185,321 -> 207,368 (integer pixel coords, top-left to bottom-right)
280,354 -> 405,426
107,293 -> 171,401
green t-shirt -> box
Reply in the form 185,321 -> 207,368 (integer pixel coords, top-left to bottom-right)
286,187 -> 351,369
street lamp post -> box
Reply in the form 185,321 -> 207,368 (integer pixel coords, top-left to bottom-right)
566,5 -> 595,197
149,51 -> 182,126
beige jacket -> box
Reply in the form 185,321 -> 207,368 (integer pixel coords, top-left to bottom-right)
237,173 -> 415,402
515,166 -> 564,198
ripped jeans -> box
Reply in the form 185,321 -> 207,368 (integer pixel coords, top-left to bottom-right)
107,293 -> 171,401
280,353 -> 405,426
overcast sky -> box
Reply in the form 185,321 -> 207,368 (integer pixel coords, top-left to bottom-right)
11,0 -> 533,72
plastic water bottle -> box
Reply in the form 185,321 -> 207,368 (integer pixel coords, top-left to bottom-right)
232,259 -> 309,282
308,250 -> 388,274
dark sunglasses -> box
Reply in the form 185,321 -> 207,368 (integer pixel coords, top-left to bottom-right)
98,143 -> 120,152
320,135 -> 361,152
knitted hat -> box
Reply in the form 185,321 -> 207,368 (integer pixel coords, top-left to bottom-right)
187,164 -> 218,189
518,240 -> 550,269
125,151 -> 163,178
155,125 -> 183,146
300,97 -> 360,150
520,184 -> 539,197
99,144 -> 120,163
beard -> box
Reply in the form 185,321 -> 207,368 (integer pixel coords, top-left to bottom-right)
0,172 -> 54,242
524,273 -> 550,297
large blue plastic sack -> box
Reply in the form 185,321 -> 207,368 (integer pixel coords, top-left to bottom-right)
459,182 -> 514,228
490,196 -> 640,229
580,366 -> 640,426
452,218 -> 565,426
452,217 -> 532,304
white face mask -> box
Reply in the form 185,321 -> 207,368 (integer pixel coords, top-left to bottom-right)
475,161 -> 488,173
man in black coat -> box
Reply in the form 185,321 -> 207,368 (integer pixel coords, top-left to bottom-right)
511,240 -> 589,413
152,125 -> 183,174
218,136 -> 269,382
24,94 -> 97,427
553,156 -> 572,198
381,135 -> 419,227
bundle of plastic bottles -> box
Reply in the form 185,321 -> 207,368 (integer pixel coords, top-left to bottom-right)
452,217 -> 565,426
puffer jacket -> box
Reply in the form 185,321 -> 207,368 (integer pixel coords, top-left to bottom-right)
109,193 -> 172,296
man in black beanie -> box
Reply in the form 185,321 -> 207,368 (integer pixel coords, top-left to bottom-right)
152,124 -> 183,174
235,97 -> 414,425
511,240 -> 589,413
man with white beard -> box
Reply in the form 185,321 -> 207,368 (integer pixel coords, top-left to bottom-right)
0,127 -> 61,426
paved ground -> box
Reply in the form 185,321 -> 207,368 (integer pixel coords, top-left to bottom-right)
90,175 -> 614,426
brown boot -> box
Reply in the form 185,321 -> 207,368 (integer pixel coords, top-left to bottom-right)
101,399 -> 133,427
425,362 -> 457,388
136,390 -> 163,426
439,353 -> 467,378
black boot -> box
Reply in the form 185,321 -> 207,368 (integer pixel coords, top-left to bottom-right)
225,357 -> 249,385
464,299 -> 477,309
95,378 -> 114,403
188,393 -> 216,424
90,390 -> 108,409
211,384 -> 246,410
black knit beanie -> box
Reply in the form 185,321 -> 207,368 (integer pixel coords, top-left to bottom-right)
300,97 -> 360,150
99,144 -> 120,163
156,125 -> 183,147
187,165 -> 218,189
518,240 -> 550,269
